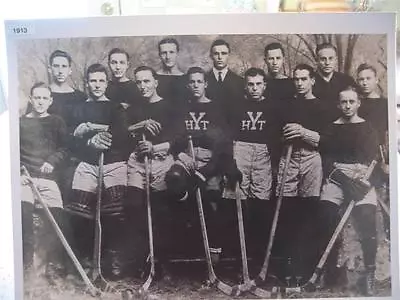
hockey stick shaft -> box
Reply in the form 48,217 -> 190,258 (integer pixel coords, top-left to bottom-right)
307,159 -> 378,286
21,166 -> 99,296
188,136 -> 234,296
141,134 -> 155,292
258,144 -> 293,281
92,152 -> 104,281
235,182 -> 250,282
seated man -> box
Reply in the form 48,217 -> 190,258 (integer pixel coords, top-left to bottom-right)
168,67 -> 236,262
319,87 -> 380,296
20,82 -> 68,281
126,66 -> 184,279
66,63 -> 129,279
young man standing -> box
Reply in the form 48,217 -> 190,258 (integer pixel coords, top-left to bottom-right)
206,39 -> 243,108
156,38 -> 186,104
106,48 -> 140,109
319,87 -> 380,296
67,63 -> 129,279
276,64 -> 330,283
264,42 -> 296,101
313,43 -> 355,118
20,82 -> 68,281
47,50 -> 86,125
126,66 -> 183,279
223,67 -> 281,261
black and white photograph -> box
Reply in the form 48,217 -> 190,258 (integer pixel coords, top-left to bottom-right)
5,13 -> 398,300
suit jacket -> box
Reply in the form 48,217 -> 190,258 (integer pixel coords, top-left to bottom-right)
206,69 -> 244,108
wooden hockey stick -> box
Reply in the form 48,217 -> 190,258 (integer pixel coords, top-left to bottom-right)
256,144 -> 293,282
21,166 -> 100,297
91,152 -> 116,293
286,158 -> 378,295
139,134 -> 156,293
230,182 -> 272,298
188,136 -> 237,296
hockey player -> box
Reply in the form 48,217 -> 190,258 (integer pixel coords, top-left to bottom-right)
126,66 -> 184,279
106,48 -> 140,109
264,42 -> 296,101
275,63 -> 331,283
167,66 -> 235,263
313,43 -> 355,118
156,38 -> 186,104
206,39 -> 244,108
356,63 -> 390,238
20,82 -> 68,281
223,67 -> 281,261
46,50 -> 86,126
319,86 -> 380,296
66,63 -> 130,279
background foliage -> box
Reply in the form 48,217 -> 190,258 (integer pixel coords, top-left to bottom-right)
17,34 -> 387,114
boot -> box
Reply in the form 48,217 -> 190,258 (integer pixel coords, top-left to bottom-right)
364,265 -> 376,296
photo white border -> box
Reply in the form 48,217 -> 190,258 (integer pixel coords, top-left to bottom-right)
5,12 -> 398,300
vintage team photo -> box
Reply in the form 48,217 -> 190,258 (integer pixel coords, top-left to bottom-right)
15,32 -> 391,299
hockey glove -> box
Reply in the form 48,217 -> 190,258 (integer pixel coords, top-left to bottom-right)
87,131 -> 112,150
225,160 -> 243,190
329,168 -> 371,202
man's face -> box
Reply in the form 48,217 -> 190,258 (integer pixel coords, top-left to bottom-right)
50,56 -> 71,84
159,43 -> 178,69
265,48 -> 284,76
187,72 -> 207,99
30,87 -> 53,115
294,69 -> 315,95
109,53 -> 129,79
357,69 -> 378,96
87,71 -> 108,99
245,74 -> 266,100
317,48 -> 337,76
135,70 -> 158,99
211,45 -> 229,70
338,90 -> 360,118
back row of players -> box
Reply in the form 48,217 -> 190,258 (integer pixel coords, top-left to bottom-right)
20,38 -> 388,296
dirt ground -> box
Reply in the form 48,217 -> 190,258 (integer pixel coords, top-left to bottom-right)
23,256 -> 391,300
25,203 -> 391,299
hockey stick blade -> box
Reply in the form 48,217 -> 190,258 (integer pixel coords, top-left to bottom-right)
188,136 -> 235,297
21,166 -> 100,297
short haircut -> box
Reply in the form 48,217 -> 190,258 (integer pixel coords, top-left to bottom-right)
339,85 -> 359,101
356,63 -> 377,76
264,42 -> 285,57
49,50 -> 72,66
30,82 -> 51,96
244,67 -> 267,82
158,38 -> 180,52
210,39 -> 231,53
316,43 -> 337,56
86,63 -> 108,81
293,63 -> 316,79
108,48 -> 130,62
134,66 -> 158,80
186,66 -> 207,81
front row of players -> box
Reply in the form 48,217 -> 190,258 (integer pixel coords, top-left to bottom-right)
20,62 -> 384,296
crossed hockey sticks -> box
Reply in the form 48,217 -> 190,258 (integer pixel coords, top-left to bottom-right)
21,166 -> 100,297
235,144 -> 293,298
284,158 -> 378,295
188,136 -> 237,296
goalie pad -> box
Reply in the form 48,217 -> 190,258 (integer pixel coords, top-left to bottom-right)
328,168 -> 371,202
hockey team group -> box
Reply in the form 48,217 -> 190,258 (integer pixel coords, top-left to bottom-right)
19,36 -> 389,298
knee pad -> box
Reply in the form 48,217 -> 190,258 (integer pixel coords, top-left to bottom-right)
103,185 -> 126,216
64,190 -> 96,219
